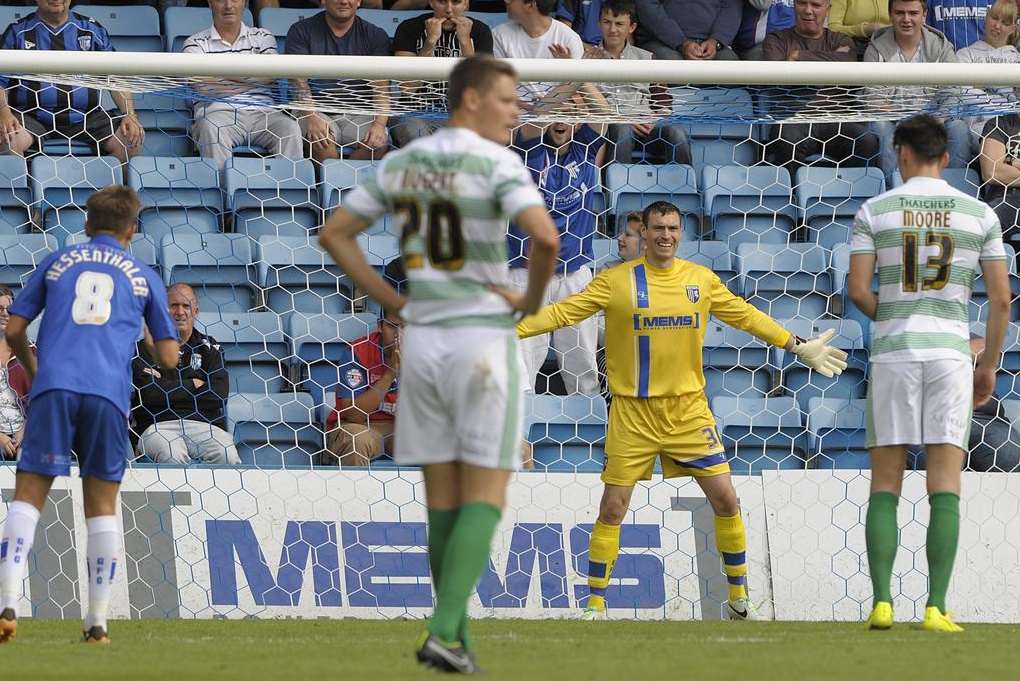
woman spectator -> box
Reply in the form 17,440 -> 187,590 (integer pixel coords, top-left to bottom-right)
0,287 -> 30,461
979,112 -> 1020,242
828,0 -> 890,55
957,0 -> 1019,152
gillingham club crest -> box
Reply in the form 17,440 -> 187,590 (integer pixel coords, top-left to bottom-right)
686,285 -> 700,303
345,369 -> 364,389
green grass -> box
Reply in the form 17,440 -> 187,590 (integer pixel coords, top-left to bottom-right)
1,619 -> 1018,680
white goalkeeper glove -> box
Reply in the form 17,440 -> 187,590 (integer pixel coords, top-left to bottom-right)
790,329 -> 849,379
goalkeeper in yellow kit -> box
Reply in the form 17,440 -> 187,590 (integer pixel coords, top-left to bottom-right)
516,201 -> 848,620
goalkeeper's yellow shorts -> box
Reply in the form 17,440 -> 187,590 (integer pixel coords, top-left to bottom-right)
603,394 -> 729,486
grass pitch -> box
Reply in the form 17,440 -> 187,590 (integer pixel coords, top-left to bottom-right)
1,619 -> 1016,681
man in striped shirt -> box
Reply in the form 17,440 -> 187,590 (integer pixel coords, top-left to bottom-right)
0,0 -> 144,160
183,0 -> 303,169
848,114 -> 1012,634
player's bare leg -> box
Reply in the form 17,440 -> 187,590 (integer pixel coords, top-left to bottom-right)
0,472 -> 54,643
697,473 -> 757,620
865,445 -> 908,630
79,476 -> 122,645
920,444 -> 965,632
581,483 -> 635,620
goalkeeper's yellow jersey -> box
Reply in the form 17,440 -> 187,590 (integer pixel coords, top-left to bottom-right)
518,257 -> 792,399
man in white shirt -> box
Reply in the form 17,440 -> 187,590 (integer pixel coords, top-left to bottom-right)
183,0 -> 303,168
493,0 -> 585,102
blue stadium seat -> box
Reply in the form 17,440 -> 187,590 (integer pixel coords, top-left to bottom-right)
224,157 -> 320,239
605,163 -> 700,238
969,262 -> 1020,322
258,7 -> 320,50
702,165 -> 796,248
805,398 -> 868,469
0,156 -> 32,235
677,240 -> 737,289
66,232 -> 159,274
1001,399 -> 1020,428
30,156 -> 122,246
197,312 -> 289,393
465,11 -> 509,28
288,312 -> 378,406
0,7 -> 33,29
703,322 -> 773,401
357,233 -> 400,269
257,236 -> 351,315
738,243 -> 831,320
994,323 -> 1020,399
76,5 -> 162,51
165,6 -> 255,51
892,168 -> 981,197
592,237 -> 619,270
689,138 -> 757,175
227,392 -> 321,468
526,394 -> 607,472
829,243 -> 873,342
359,9 -> 419,37
0,234 -> 57,293
319,159 -> 390,235
133,92 -> 194,158
712,396 -> 806,474
160,233 -> 258,313
673,88 -> 756,142
795,166 -> 885,248
127,156 -> 222,245
778,318 -> 869,411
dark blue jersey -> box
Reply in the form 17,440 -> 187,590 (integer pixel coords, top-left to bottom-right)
10,234 -> 177,415
0,11 -> 115,128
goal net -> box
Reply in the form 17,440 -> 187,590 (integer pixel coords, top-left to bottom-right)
1,51 -> 1019,624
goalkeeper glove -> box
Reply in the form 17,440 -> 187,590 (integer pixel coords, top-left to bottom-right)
790,329 -> 849,379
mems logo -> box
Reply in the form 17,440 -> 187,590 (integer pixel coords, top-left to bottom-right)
633,313 -> 701,330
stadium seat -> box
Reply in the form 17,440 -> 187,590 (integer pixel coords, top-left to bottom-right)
257,236 -> 351,315
30,156 -> 122,246
0,156 -> 32,235
66,232 -> 159,273
227,392 -> 321,468
359,9 -> 420,37
605,163 -> 700,238
160,233 -> 258,313
892,168 -> 982,197
133,92 -> 194,158
795,166 -> 886,248
319,159 -> 390,235
0,234 -> 57,293
127,156 -> 222,246
673,87 -> 756,143
712,396 -> 806,474
592,237 -> 619,270
165,6 -> 255,52
738,243 -> 832,320
994,323 -> 1020,399
969,263 -> 1020,322
829,243 -> 873,341
526,394 -> 607,472
258,7 -> 320,50
197,312 -> 290,393
677,240 -> 738,289
702,322 -> 774,401
288,312 -> 378,406
0,7 -> 33,30
702,165 -> 797,249
76,5 -> 162,52
465,11 -> 509,28
778,318 -> 868,411
224,157 -> 320,240
805,398 -> 868,469
357,233 -> 400,269
689,138 -> 758,175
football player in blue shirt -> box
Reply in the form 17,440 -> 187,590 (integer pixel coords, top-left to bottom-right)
0,186 -> 179,645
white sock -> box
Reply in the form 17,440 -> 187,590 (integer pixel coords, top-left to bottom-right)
0,501 -> 41,615
84,515 -> 120,631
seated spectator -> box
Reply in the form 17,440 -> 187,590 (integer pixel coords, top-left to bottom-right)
323,311 -> 401,466
392,0 -> 493,147
762,0 -> 879,172
588,0 -> 691,165
634,0 -> 741,60
927,0 -> 992,50
864,0 -> 971,182
957,0 -> 1019,153
285,0 -> 392,161
183,0 -> 304,169
558,0 -> 604,45
734,0 -> 795,60
133,284 -> 239,465
828,0 -> 890,56
493,0 -> 584,102
967,335 -> 1020,472
0,288 -> 29,462
979,112 -> 1020,241
0,1 -> 144,160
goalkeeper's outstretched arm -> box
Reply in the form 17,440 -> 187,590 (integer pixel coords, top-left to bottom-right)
516,270 -> 612,339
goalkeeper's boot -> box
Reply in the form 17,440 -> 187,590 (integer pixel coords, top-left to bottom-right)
81,625 -> 110,645
725,597 -> 760,621
866,601 -> 894,630
0,608 -> 16,643
415,632 -> 478,674
580,606 -> 606,621
921,607 -> 964,633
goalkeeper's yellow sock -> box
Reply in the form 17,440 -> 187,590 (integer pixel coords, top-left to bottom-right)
586,520 -> 621,611
714,513 -> 749,602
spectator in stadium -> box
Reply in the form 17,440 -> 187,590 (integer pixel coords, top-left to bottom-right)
762,0 -> 880,172
927,0 -> 994,50
979,112 -> 1020,241
391,0 -> 493,147
0,0 -> 144,160
0,288 -> 29,462
183,0 -> 304,169
734,0 -> 795,59
558,0 -> 605,45
828,0 -> 890,56
957,0 -> 1019,153
864,0 -> 971,183
633,0 -> 742,60
285,0 -> 392,161
587,0 -> 691,165
509,88 -> 610,395
132,283 -> 239,466
324,311 -> 400,466
493,0 -> 585,102
967,334 -> 1020,472
617,211 -> 646,263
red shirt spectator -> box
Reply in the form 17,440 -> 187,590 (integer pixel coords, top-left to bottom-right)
327,329 -> 399,429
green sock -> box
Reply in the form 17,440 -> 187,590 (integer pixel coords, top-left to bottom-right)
426,508 -> 472,650
926,492 -> 960,612
866,491 -> 899,606
427,502 -> 502,645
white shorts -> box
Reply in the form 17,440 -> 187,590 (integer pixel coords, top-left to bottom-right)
866,358 -> 973,449
393,324 -> 524,470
